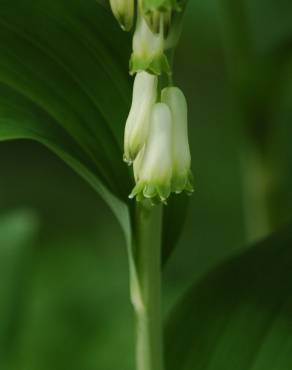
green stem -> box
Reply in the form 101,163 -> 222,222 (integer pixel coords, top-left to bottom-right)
131,203 -> 164,370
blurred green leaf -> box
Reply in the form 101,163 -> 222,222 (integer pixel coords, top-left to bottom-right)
162,195 -> 189,266
0,209 -> 39,369
165,227 -> 292,370
0,0 -> 132,234
246,0 -> 292,55
14,232 -> 134,370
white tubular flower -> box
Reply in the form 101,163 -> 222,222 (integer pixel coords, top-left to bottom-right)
109,0 -> 134,31
161,87 -> 194,194
130,10 -> 170,75
130,103 -> 173,203
124,71 -> 158,164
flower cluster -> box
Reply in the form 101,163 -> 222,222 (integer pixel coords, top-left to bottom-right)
109,0 -> 193,204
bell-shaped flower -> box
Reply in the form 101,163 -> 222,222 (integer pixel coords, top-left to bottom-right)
130,9 -> 170,75
162,86 -> 194,194
130,103 -> 173,203
109,0 -> 134,31
124,71 -> 158,164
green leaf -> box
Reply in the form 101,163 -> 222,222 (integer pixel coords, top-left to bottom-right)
165,227 -> 292,370
0,0 -> 132,234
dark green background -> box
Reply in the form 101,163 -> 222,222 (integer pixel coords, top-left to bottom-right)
0,0 -> 292,369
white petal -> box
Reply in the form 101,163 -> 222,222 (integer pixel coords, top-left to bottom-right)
133,13 -> 164,60
124,71 -> 158,163
162,87 -> 192,189
131,103 -> 173,201
139,103 -> 173,183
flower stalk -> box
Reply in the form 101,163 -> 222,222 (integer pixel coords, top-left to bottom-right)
131,203 -> 164,370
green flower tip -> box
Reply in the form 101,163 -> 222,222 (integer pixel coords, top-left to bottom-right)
129,182 -> 171,205
129,53 -> 171,76
172,170 -> 194,195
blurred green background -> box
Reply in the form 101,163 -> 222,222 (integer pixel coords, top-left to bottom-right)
0,0 -> 292,369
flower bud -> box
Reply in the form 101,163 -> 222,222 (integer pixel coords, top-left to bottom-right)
124,71 -> 158,164
130,103 -> 173,203
130,10 -> 170,75
161,87 -> 194,194
109,0 -> 134,31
